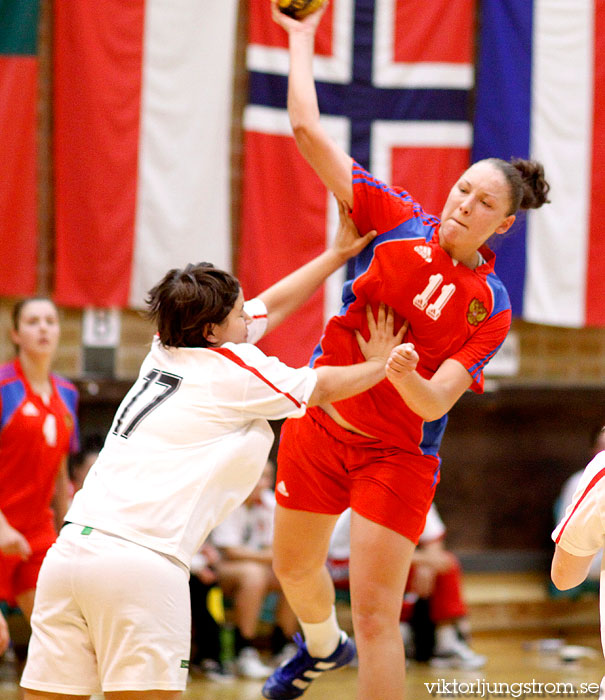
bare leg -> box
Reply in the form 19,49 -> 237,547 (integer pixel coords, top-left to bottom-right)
273,591 -> 299,638
219,560 -> 272,639
13,590 -> 36,700
15,590 -> 35,622
271,506 -> 339,624
349,510 -> 416,700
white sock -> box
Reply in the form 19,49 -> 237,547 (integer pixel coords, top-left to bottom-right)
435,624 -> 458,652
300,607 -> 342,658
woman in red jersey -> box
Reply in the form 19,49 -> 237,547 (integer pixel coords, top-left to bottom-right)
0,298 -> 79,630
263,4 -> 550,700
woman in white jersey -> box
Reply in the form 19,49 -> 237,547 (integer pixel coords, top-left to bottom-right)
20,204 -> 407,700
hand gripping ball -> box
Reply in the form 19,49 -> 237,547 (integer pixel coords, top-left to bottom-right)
278,0 -> 328,20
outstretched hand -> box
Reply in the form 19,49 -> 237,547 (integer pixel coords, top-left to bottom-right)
356,304 -> 408,364
332,198 -> 378,262
270,0 -> 329,35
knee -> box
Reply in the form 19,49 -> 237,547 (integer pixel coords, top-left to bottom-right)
272,556 -> 322,587
352,597 -> 395,641
239,561 -> 272,593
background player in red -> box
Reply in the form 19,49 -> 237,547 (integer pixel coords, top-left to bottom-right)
0,298 -> 79,626
264,3 -> 551,699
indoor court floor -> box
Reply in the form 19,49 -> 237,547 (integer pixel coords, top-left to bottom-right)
1,630 -> 602,700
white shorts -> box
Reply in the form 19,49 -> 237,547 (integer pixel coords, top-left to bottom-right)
21,523 -> 191,694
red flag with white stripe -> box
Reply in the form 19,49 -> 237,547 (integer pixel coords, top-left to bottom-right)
53,1 -> 237,308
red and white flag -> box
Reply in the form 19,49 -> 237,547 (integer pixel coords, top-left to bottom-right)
0,0 -> 39,297
53,1 -> 238,308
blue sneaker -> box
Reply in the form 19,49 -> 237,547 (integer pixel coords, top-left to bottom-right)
262,631 -> 356,699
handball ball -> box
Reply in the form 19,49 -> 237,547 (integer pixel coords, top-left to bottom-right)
278,0 -> 327,20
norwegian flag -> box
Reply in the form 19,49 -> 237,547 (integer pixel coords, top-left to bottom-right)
238,0 -> 476,368
473,0 -> 605,327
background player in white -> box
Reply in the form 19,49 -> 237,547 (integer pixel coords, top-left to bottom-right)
552,437 -> 605,697
20,204 -> 407,700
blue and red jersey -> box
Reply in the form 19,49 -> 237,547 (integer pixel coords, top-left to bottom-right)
0,359 -> 79,549
311,162 -> 512,456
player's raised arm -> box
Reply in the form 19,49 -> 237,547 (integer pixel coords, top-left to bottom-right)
271,0 -> 354,207
258,199 -> 376,334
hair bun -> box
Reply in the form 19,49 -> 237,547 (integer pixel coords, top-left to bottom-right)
511,158 -> 551,210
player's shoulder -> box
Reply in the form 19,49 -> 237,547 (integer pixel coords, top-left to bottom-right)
484,269 -> 511,316
0,360 -> 19,386
52,373 -> 79,394
353,162 -> 441,228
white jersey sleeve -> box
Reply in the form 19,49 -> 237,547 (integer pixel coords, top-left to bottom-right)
244,298 -> 268,345
552,451 -> 605,557
213,342 -> 317,420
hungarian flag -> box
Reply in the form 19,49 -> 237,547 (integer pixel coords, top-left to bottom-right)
238,0 -> 476,368
0,0 -> 39,297
53,1 -> 238,308
473,0 -> 605,327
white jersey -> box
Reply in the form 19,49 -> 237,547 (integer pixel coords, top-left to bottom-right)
211,489 -> 276,551
67,300 -> 317,568
552,449 -> 605,681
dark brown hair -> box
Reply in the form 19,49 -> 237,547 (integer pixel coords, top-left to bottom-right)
12,297 -> 58,331
485,157 -> 551,215
145,263 -> 240,348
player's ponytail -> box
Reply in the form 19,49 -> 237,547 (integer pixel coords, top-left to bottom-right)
485,157 -> 551,215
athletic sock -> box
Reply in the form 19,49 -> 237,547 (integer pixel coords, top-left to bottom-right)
299,607 -> 342,658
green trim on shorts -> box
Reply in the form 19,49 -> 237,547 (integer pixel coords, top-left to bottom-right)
81,526 -> 93,535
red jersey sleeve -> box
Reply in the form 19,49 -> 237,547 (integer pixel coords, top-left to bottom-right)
450,308 -> 512,393
351,162 -> 416,236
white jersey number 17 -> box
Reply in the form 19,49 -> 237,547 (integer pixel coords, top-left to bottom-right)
112,369 -> 182,439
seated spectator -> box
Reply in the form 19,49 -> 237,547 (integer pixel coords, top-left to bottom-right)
551,424 -> 605,598
327,505 -> 485,670
211,461 -> 298,679
189,542 -> 234,682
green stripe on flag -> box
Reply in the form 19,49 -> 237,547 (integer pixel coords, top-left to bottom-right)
0,0 -> 41,55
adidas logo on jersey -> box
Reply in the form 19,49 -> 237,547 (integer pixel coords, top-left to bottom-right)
22,401 -> 39,416
277,480 -> 289,497
414,245 -> 432,263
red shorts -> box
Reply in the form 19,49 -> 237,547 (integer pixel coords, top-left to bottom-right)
0,524 -> 56,606
276,407 -> 440,544
400,558 -> 467,623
